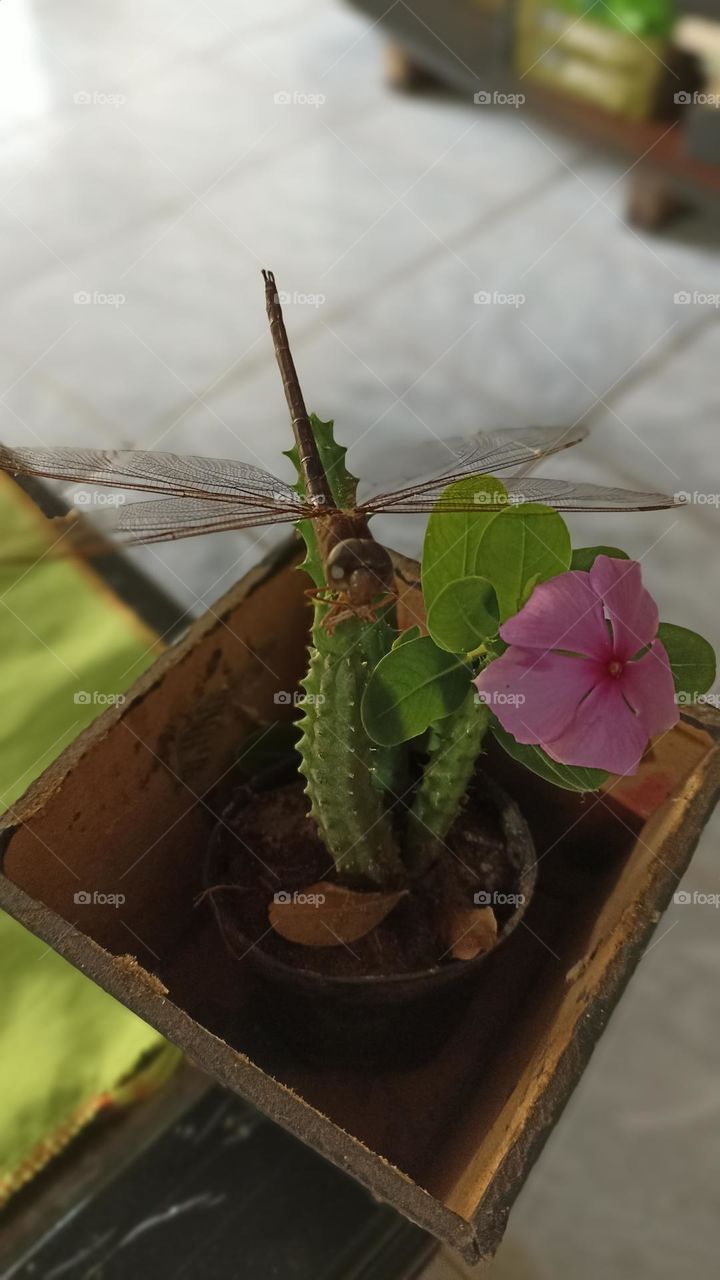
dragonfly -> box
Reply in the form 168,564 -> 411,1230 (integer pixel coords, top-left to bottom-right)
0,270 -> 676,631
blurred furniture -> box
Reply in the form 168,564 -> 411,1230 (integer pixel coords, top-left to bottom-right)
676,15 -> 720,163
679,0 -> 720,16
515,0 -> 670,120
349,0 -> 720,228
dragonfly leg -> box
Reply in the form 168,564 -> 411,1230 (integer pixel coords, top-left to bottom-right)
321,593 -> 397,635
320,598 -> 355,634
303,588 -> 398,633
304,586 -> 337,606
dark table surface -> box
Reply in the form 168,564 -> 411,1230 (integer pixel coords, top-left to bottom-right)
1,1074 -> 434,1280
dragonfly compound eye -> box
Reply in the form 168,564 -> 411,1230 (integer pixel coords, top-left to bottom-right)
326,539 -> 394,605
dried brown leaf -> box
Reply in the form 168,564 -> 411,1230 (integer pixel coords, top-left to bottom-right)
446,905 -> 498,961
268,880 -> 406,947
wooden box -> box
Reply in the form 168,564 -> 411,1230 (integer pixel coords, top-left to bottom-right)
1,545 -> 718,1264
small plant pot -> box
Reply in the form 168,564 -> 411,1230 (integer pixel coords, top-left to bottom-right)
204,775 -> 537,1068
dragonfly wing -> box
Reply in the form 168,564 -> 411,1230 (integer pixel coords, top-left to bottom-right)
0,498 -> 299,565
362,477 -> 676,514
0,445 -> 302,510
503,478 -> 677,510
97,496 -> 301,544
357,425 -> 588,510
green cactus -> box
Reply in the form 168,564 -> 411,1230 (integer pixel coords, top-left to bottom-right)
289,416 -> 404,887
408,691 -> 490,870
288,416 -> 490,886
296,620 -> 404,886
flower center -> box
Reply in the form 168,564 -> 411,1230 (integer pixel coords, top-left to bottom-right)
608,660 -> 624,678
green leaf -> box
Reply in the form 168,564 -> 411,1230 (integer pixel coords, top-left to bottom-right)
519,572 -> 540,607
392,625 -> 422,649
285,413 -> 359,589
362,636 -> 470,746
421,474 -> 507,614
285,413 -> 358,509
571,546 -> 629,572
492,722 -> 608,792
478,503 -> 571,620
426,576 -> 499,654
657,623 -> 716,698
292,516 -> 325,590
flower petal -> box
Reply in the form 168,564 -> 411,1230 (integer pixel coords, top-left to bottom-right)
589,555 -> 658,661
499,571 -> 610,660
474,647 -> 601,744
543,678 -> 649,775
621,641 -> 679,737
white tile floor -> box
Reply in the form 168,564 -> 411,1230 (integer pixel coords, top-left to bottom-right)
0,1 -> 718,1275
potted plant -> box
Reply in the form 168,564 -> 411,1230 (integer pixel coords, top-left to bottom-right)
0,275 -> 715,1071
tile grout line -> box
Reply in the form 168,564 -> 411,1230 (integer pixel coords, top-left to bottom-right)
580,310 -> 719,431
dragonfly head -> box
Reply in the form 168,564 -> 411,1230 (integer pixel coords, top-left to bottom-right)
326,538 -> 394,607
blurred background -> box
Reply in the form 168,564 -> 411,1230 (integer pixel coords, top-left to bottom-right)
0,1 -> 718,1277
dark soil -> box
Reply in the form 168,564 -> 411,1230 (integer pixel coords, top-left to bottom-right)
204,775 -> 525,979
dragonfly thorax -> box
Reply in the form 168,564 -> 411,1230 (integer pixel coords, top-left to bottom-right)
325,538 -> 394,607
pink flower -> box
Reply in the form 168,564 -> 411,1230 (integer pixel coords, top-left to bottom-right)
474,556 -> 678,775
